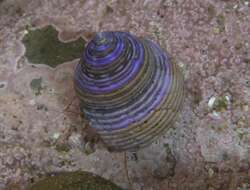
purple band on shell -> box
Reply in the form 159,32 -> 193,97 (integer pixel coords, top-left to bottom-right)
74,32 -> 144,94
74,32 -> 172,130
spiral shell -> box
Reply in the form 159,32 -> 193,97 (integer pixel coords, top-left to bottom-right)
74,32 -> 184,152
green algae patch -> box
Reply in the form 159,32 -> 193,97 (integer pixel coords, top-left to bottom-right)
216,14 -> 225,33
30,77 -> 43,96
27,171 -> 122,190
207,4 -> 216,21
55,143 -> 71,153
213,96 -> 228,112
22,25 -> 85,68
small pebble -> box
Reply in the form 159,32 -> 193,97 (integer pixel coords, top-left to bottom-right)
233,4 -> 238,9
208,168 -> 214,178
52,132 -> 60,140
224,95 -> 230,103
213,27 -> 220,34
68,132 -> 85,150
24,30 -> 29,35
212,111 -> 220,118
208,97 -> 216,108
84,142 -> 95,155
243,104 -> 249,112
29,99 -> 36,106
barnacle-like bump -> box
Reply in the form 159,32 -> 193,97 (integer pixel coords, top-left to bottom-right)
74,31 -> 184,152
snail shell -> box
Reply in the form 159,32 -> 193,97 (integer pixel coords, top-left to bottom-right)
74,32 -> 184,152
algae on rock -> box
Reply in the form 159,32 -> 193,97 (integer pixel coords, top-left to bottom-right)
22,25 -> 85,68
27,171 -> 122,190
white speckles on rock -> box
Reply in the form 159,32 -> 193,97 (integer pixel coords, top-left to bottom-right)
224,95 -> 230,103
28,99 -> 36,106
233,4 -> 238,9
208,96 -> 216,108
23,30 -> 29,35
52,132 -> 61,140
68,132 -> 85,150
208,168 -> 214,178
197,126 -> 246,162
211,111 -> 220,119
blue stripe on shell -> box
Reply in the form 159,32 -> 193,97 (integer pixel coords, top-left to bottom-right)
74,31 -> 184,151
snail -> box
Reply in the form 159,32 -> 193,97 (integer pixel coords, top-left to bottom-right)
74,31 -> 184,152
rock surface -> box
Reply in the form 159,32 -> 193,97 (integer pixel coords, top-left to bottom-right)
0,0 -> 249,189
27,171 -> 122,190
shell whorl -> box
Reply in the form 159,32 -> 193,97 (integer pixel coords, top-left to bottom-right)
74,31 -> 184,152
